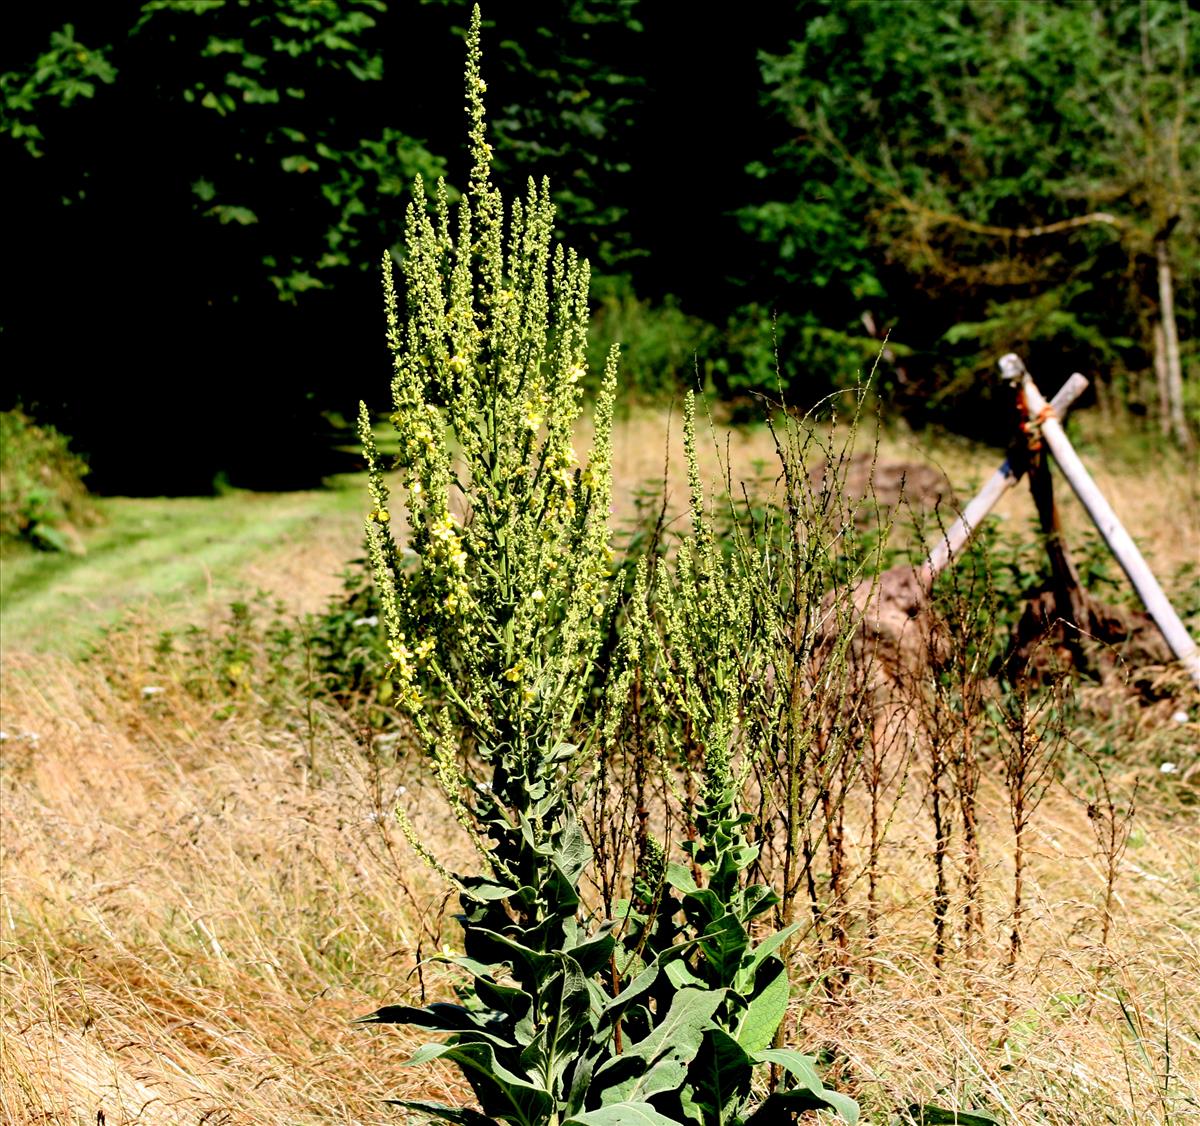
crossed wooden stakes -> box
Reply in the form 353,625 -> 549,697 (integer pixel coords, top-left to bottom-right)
918,352 -> 1200,692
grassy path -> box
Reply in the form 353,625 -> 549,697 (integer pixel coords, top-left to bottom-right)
1,486 -> 365,655
4,408 -> 1196,657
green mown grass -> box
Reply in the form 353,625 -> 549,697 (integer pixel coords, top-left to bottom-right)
1,484 -> 365,656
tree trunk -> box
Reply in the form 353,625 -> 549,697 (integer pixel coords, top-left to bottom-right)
1156,236 -> 1191,450
1153,321 -> 1171,437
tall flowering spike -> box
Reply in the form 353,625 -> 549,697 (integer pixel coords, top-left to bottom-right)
683,390 -> 709,553
465,5 -> 491,204
382,251 -> 402,355
363,0 -> 616,846
358,399 -> 390,524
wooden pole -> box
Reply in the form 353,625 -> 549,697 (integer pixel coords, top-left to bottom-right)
920,373 -> 1088,588
1025,423 -> 1089,670
999,353 -> 1200,690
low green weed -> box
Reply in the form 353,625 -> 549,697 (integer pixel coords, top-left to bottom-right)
0,408 -> 97,553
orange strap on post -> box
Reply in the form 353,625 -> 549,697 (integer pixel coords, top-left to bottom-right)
1019,395 -> 1056,452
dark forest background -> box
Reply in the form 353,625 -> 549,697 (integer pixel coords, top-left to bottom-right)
2,0 -> 1195,494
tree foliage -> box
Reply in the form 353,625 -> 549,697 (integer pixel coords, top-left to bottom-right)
744,0 -> 1197,427
0,1 -> 650,490
1,1 -> 1193,490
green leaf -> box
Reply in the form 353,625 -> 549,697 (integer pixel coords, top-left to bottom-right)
357,1002 -> 510,1047
593,987 -> 724,1105
904,1106 -> 1001,1126
569,928 -> 616,978
696,910 -> 749,982
564,1104 -> 681,1126
694,1028 -> 753,1117
385,1099 -> 500,1125
665,861 -> 697,893
752,1048 -> 859,1123
280,154 -> 316,173
605,1053 -> 689,1106
461,874 -> 519,901
206,204 -> 258,226
597,943 -> 691,1030
404,1041 -> 553,1124
741,923 -> 798,982
735,958 -> 789,1052
663,959 -> 704,990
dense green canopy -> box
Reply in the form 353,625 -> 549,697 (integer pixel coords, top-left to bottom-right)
2,0 -> 1193,490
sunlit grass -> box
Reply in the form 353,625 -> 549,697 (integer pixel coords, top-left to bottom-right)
1,487 -> 365,655
2,400 -> 1197,1123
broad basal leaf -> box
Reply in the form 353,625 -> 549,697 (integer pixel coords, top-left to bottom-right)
385,1098 -> 500,1125
752,1048 -> 859,1123
592,987 -> 725,1105
735,958 -> 789,1053
405,1041 -> 553,1124
904,1105 -> 1001,1125
563,1103 -> 681,1126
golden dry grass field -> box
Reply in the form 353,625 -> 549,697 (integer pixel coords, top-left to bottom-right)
3,405 -> 1198,1125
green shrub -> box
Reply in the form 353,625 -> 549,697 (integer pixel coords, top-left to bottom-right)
0,408 -> 96,552
128,563 -> 400,731
587,287 -> 719,399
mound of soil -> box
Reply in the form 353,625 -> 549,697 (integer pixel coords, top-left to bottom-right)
809,454 -> 957,526
1008,586 -> 1174,692
815,565 -> 941,744
830,566 -> 1179,719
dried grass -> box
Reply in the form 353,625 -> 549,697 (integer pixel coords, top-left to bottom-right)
3,407 -> 1197,1124
1,651 -> 473,1124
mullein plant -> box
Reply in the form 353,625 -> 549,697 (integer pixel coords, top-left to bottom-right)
357,10 -> 855,1124
605,395 -> 858,1125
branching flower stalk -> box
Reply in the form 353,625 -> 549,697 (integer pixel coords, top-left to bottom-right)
753,396 -> 881,1000
1082,758 -> 1137,956
360,9 -> 622,1120
609,391 -> 857,1123
997,673 -> 1068,972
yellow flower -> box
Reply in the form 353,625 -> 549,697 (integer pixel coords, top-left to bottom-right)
503,662 -> 523,682
531,588 -> 544,603
431,513 -> 458,542
448,354 -> 468,375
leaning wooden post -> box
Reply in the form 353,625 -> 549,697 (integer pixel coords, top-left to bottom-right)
920,373 -> 1089,588
1018,377 -> 1090,668
999,352 -> 1200,690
